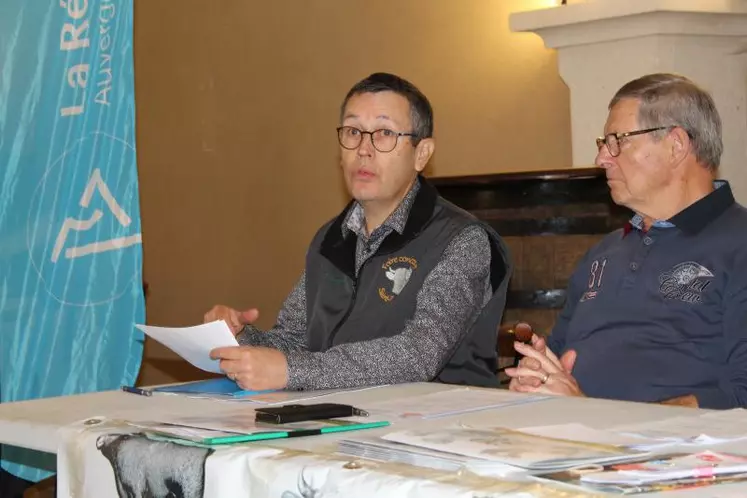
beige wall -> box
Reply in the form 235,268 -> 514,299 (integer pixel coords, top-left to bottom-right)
134,0 -> 571,384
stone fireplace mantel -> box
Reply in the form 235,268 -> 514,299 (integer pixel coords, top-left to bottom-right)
510,0 -> 747,203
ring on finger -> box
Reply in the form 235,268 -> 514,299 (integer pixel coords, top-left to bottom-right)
540,372 -> 550,384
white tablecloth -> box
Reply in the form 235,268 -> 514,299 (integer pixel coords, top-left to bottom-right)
3,383 -> 747,497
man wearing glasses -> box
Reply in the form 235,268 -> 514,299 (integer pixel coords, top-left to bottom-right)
205,72 -> 511,391
507,73 -> 747,409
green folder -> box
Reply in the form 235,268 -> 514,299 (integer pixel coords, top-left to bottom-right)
204,420 -> 390,445
139,419 -> 390,447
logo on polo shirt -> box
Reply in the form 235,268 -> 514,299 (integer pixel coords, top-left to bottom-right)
378,256 -> 418,302
580,258 -> 607,302
659,261 -> 714,304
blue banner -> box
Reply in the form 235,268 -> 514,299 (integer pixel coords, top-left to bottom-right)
0,0 -> 144,481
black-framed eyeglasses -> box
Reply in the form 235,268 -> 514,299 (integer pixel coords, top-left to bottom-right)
336,126 -> 416,153
596,126 -> 674,157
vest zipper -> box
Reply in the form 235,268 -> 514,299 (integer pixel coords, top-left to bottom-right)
326,267 -> 362,349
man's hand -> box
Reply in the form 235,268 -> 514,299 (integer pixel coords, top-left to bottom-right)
512,333 -> 548,388
506,342 -> 584,397
210,346 -> 288,390
204,305 -> 259,336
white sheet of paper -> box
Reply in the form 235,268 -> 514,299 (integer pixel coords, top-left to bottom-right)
135,320 -> 238,373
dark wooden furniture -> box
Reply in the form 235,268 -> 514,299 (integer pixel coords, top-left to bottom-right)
431,166 -> 630,342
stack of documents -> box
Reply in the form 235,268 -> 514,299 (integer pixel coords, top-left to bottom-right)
339,426 -> 649,474
127,411 -> 389,446
337,436 -> 523,476
581,451 -> 747,485
339,436 -> 482,472
536,451 -> 747,495
382,427 -> 649,471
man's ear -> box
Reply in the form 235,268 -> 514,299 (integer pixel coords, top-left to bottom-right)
414,138 -> 435,173
669,126 -> 690,164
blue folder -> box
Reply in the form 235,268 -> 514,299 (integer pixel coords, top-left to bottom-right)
151,377 -> 275,397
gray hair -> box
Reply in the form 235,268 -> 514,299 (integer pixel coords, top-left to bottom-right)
609,73 -> 722,170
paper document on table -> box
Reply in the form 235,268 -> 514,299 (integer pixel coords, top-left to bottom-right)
127,407 -> 387,446
135,320 -> 237,373
382,427 -> 648,471
337,436 -> 526,477
363,387 -> 548,420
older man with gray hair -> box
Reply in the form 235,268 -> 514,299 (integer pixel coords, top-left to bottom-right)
507,73 -> 747,409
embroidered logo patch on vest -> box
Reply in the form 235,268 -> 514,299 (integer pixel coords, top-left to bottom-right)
658,261 -> 714,304
379,256 -> 418,302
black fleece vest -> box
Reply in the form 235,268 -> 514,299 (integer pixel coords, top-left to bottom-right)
304,177 -> 511,387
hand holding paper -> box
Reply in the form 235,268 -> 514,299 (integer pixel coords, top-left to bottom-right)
203,305 -> 258,336
135,321 -> 238,373
210,345 -> 289,391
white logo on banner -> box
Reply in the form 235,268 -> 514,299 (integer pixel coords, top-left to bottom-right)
51,168 -> 141,263
27,132 -> 142,306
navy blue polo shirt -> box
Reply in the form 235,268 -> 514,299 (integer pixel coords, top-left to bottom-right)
548,181 -> 747,409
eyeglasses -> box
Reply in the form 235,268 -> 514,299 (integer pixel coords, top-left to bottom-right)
596,126 -> 674,157
336,126 -> 416,153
